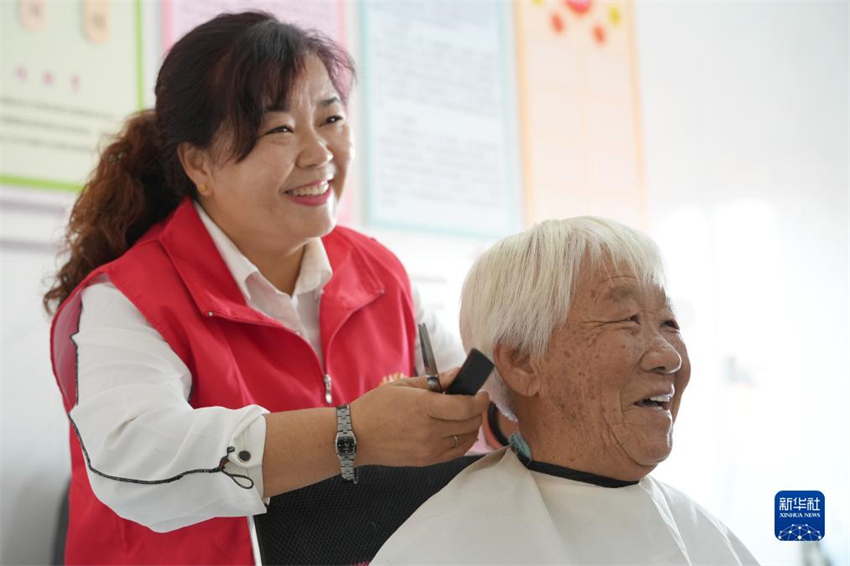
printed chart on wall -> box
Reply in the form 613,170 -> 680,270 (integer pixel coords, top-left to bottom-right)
515,0 -> 646,227
162,0 -> 355,223
0,0 -> 142,191
359,1 -> 522,238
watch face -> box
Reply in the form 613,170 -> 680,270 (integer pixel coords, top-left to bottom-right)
336,435 -> 356,455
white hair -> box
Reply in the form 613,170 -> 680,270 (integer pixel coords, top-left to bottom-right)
459,217 -> 667,420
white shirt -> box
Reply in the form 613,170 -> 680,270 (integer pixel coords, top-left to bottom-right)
372,448 -> 759,565
70,202 -> 465,533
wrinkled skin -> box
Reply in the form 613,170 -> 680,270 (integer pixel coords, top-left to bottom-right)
517,263 -> 691,481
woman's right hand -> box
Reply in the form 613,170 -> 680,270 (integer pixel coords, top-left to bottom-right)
349,369 -> 490,468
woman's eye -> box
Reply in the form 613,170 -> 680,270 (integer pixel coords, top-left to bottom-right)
663,319 -> 680,331
324,115 -> 344,125
265,125 -> 293,135
621,315 -> 639,324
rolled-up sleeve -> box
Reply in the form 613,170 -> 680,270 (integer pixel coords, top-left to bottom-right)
69,278 -> 269,533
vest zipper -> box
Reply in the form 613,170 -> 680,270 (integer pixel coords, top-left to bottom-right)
206,287 -> 386,408
320,289 -> 386,407
206,310 -> 330,405
323,374 -> 333,406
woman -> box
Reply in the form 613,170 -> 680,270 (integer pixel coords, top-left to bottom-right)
45,12 -> 488,565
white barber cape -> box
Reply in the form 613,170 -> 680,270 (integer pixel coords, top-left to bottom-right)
372,448 -> 758,565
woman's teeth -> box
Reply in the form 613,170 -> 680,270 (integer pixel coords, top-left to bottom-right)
287,181 -> 330,197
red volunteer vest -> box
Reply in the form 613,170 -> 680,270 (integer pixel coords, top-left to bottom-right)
50,199 -> 417,565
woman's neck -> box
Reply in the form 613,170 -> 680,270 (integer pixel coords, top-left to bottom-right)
199,201 -> 308,296
240,241 -> 306,296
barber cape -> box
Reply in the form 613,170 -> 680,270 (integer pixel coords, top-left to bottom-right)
372,448 -> 758,565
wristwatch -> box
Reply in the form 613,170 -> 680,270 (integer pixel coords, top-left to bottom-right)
335,404 -> 358,483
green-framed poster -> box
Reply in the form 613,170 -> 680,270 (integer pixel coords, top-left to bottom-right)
0,0 -> 144,192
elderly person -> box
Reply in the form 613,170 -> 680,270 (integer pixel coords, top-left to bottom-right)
373,217 -> 758,564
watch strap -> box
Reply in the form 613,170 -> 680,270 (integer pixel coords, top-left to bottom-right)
335,404 -> 357,483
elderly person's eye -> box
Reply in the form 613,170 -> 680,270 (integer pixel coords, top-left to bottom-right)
663,319 -> 680,331
620,315 -> 639,323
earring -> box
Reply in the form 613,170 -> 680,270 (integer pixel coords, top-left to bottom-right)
197,183 -> 208,195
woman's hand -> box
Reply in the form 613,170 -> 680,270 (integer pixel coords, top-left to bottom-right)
350,369 -> 490,468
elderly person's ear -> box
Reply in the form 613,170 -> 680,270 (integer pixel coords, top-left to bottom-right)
494,344 -> 540,398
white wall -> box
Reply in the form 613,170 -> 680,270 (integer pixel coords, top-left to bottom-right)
636,2 -> 849,565
0,3 -> 162,563
0,187 -> 76,565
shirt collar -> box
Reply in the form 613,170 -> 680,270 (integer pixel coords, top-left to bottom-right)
193,200 -> 333,303
294,236 -> 333,296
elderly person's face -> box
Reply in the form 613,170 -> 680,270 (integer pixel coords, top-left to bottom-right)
535,261 -> 690,474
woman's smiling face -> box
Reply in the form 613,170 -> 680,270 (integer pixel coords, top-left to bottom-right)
536,262 -> 691,477
192,55 -> 354,254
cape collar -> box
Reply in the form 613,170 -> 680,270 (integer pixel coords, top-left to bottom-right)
509,434 -> 639,488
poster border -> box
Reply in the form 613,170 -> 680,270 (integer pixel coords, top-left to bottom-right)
360,1 -> 523,239
0,0 -> 146,193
